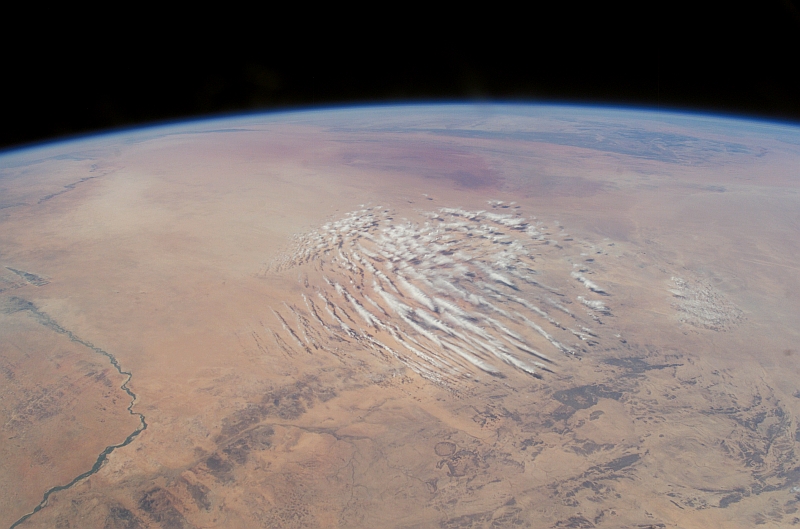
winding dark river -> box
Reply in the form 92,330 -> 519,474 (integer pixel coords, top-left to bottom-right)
8,297 -> 148,529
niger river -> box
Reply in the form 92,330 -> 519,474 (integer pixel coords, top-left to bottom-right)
8,297 -> 147,529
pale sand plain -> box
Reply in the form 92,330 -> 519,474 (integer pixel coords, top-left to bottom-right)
1,108 -> 800,528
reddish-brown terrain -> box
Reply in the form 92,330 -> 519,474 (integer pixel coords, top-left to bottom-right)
1,106 -> 799,528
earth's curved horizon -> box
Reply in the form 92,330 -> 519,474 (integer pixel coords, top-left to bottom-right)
1,104 -> 799,528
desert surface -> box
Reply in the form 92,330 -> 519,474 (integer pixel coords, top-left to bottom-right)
1,105 -> 800,528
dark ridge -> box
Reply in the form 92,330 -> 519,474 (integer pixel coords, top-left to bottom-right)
604,357 -> 683,374
5,268 -> 49,287
8,297 -> 147,529
552,384 -> 623,410
604,453 -> 641,472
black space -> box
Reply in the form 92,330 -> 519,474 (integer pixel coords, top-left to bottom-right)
3,4 -> 799,151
